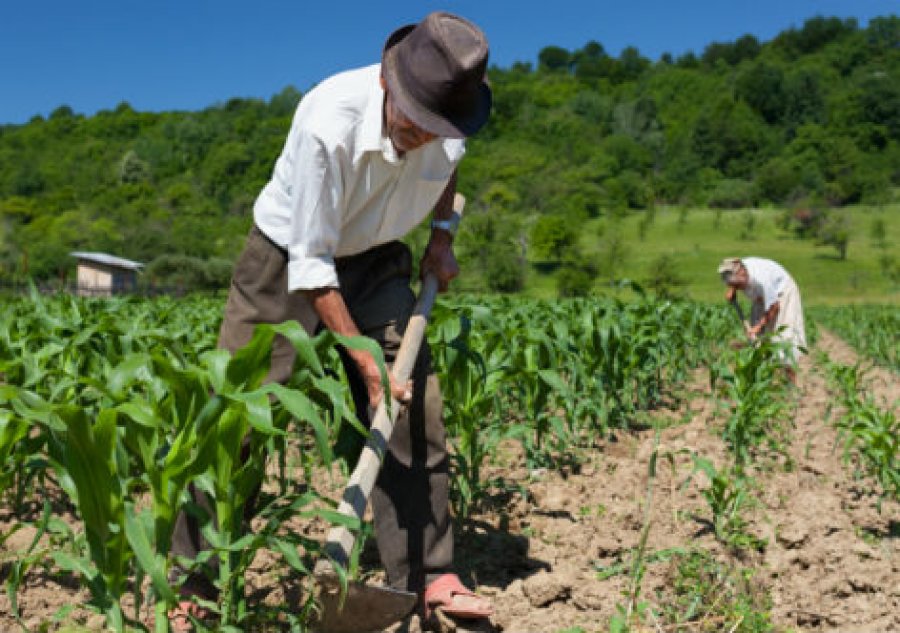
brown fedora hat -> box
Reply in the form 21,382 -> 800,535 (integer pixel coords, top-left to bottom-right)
382,11 -> 492,138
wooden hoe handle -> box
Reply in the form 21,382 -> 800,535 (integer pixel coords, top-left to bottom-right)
322,193 -> 466,566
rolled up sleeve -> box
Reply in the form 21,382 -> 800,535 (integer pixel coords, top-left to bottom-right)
286,130 -> 344,292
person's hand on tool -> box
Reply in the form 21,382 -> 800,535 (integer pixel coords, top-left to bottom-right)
747,321 -> 764,341
305,287 -> 414,408
357,352 -> 413,408
420,230 -> 459,292
725,286 -> 736,302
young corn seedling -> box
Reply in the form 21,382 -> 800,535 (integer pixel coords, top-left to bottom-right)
710,338 -> 790,472
687,456 -> 764,551
604,429 -> 683,631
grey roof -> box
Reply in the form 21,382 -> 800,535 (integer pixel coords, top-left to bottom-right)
70,251 -> 144,271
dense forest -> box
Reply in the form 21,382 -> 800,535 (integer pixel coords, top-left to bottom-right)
0,15 -> 897,291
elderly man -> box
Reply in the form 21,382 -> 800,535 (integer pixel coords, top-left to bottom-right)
718,257 -> 807,380
170,11 -> 493,630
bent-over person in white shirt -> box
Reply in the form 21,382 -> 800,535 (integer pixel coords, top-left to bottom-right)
170,11 -> 494,631
718,257 -> 807,382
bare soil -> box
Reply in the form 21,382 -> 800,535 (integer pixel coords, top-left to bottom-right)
1,329 -> 897,632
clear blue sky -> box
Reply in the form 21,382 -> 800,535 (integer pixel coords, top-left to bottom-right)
1,0 -> 896,125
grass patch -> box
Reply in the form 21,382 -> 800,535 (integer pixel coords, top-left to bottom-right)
515,203 -> 900,304
654,549 -> 775,633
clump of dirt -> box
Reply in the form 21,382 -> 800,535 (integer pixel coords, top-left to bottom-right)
1,329 -> 897,632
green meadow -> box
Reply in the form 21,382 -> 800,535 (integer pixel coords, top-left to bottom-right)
518,203 -> 900,305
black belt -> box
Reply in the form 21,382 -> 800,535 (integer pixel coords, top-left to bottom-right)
253,224 -> 407,271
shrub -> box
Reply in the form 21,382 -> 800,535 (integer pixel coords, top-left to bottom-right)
708,179 -> 755,209
144,254 -> 232,292
485,244 -> 526,293
557,261 -> 596,297
644,254 -> 686,298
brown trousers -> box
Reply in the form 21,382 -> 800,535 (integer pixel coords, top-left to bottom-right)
171,226 -> 453,596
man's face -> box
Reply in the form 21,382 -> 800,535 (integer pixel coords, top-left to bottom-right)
381,81 -> 437,154
731,265 -> 749,289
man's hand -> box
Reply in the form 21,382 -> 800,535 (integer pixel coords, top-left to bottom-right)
306,287 -> 412,408
354,350 -> 413,408
725,286 -> 737,302
420,230 -> 459,292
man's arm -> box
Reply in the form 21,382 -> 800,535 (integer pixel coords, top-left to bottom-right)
749,300 -> 780,338
304,287 -> 411,407
420,171 -> 460,292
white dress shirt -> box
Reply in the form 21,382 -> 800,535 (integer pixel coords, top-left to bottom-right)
253,64 -> 466,292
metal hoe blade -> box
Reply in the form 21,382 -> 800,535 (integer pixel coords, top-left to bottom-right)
312,573 -> 418,633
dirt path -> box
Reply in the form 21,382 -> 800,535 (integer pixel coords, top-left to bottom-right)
1,328 -> 897,632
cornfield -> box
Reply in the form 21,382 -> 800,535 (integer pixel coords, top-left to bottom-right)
0,292 -> 894,631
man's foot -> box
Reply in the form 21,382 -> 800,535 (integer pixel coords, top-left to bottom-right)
423,574 -> 493,631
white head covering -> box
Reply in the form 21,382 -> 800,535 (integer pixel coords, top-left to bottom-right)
717,257 -> 742,284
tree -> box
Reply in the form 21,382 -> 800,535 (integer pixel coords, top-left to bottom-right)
119,150 -> 151,184
773,17 -> 857,59
735,62 -> 786,124
268,86 -> 302,117
782,67 -> 826,129
529,215 -> 577,262
201,141 -> 252,200
598,221 -> 629,284
572,40 -> 613,81
538,46 -> 572,73
617,46 -> 650,82
692,98 -> 771,177
817,210 -> 850,260
853,69 -> 900,142
644,254 -> 686,298
701,35 -> 760,66
485,243 -> 525,293
866,16 -> 900,50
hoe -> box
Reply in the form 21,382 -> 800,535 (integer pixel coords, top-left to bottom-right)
311,194 -> 466,633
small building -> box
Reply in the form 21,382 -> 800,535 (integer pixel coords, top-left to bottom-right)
70,251 -> 144,297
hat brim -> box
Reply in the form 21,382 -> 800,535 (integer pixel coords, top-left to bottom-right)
717,258 -> 743,275
382,24 -> 492,139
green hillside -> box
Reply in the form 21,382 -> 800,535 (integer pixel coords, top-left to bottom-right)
507,202 -> 900,305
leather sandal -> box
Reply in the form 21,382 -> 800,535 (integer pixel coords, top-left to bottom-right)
424,573 -> 493,621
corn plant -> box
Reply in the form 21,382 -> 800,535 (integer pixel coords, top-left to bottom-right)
709,338 -> 790,471
687,456 -> 763,551
604,429 -> 685,632
507,323 -> 575,468
811,305 -> 899,371
1,501 -> 79,626
429,304 -> 509,518
0,295 -> 370,632
837,402 -> 899,503
0,390 -> 50,508
823,356 -> 899,505
0,290 -> 774,629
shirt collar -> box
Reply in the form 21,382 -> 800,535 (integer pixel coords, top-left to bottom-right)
359,70 -> 389,156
